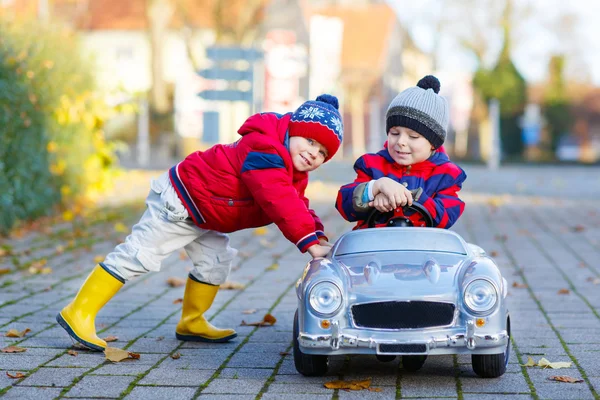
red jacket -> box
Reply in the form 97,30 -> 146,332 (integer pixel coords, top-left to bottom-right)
169,112 -> 325,252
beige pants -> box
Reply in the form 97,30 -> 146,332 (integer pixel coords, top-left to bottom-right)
103,172 -> 238,285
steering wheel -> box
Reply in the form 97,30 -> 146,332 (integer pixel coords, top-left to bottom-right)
365,201 -> 433,228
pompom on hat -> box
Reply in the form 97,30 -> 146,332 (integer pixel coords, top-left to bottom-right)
385,75 -> 449,149
288,94 -> 344,161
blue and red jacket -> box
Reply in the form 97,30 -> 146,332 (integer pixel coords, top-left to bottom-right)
170,112 -> 325,252
336,146 -> 466,229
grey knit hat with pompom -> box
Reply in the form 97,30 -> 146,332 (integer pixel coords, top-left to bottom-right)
385,75 -> 449,149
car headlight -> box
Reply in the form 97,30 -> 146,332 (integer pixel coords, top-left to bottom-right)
463,279 -> 498,315
308,281 -> 342,316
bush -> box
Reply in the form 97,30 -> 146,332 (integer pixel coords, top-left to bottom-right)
0,18 -> 119,234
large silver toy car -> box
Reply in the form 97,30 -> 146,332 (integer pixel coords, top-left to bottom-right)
293,205 -> 510,378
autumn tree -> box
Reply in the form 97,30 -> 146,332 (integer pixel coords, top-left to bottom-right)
542,55 -> 573,153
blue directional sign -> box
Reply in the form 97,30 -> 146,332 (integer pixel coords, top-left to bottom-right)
198,90 -> 253,102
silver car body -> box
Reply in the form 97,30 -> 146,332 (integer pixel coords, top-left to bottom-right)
296,227 -> 509,357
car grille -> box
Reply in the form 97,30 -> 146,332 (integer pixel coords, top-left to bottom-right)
351,301 -> 455,329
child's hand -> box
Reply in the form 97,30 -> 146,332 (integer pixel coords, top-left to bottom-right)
307,244 -> 331,259
372,178 -> 413,210
319,238 -> 333,248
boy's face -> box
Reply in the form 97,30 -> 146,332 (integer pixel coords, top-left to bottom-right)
289,137 -> 328,172
387,126 -> 434,166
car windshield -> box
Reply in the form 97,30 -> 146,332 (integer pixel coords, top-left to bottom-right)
333,228 -> 467,256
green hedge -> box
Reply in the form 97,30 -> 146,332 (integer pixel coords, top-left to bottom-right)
0,19 -> 118,234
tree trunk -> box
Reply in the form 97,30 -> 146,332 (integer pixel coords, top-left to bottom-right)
147,0 -> 173,114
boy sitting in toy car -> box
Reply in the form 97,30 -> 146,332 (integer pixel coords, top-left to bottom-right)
336,75 -> 467,229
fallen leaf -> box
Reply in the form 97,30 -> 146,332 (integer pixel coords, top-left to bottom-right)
570,225 -> 585,232
0,268 -> 11,275
266,263 -> 279,271
5,328 -> 31,338
173,298 -> 183,304
221,281 -> 245,290
537,358 -> 572,369
242,309 -> 257,315
6,372 -> 26,379
93,255 -> 104,263
171,352 -> 181,359
253,227 -> 268,236
114,222 -> 129,233
0,248 -> 8,257
104,347 -> 140,362
512,281 -> 528,289
103,336 -> 119,343
67,350 -> 78,356
279,351 -> 290,356
55,245 -> 65,254
368,387 -> 382,392
523,356 -> 536,367
557,288 -> 570,295
494,234 -> 508,242
548,375 -> 583,383
1,346 -> 27,353
166,277 -> 186,287
490,251 -> 499,257
241,313 -> 277,327
156,336 -> 164,341
324,378 -> 372,391
586,277 -> 600,285
179,251 -> 187,260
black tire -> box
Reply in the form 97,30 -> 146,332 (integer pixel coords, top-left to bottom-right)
472,317 -> 510,378
376,355 -> 396,363
402,355 -> 427,371
293,310 -> 328,376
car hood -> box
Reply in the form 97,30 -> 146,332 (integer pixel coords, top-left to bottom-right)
334,252 -> 468,303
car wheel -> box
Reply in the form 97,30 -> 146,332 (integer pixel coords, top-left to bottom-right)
472,317 -> 510,378
402,355 -> 427,371
293,309 -> 328,376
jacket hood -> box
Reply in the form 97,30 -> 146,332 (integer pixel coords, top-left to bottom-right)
237,112 -> 292,143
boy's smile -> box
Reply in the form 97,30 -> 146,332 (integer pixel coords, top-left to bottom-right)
387,126 -> 434,166
289,137 -> 328,172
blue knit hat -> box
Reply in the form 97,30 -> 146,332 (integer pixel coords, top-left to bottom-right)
289,94 -> 344,161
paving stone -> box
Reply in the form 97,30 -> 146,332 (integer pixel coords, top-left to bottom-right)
463,395 -> 533,399
138,368 -> 212,386
461,367 -> 532,393
64,375 -> 135,398
227,352 -> 282,368
46,353 -> 106,368
336,386 -> 396,399
219,368 -> 274,379
126,337 -> 181,353
158,354 -> 228,370
202,378 -> 266,394
260,395 -> 331,400
197,395 -> 255,400
401,374 -> 457,397
125,386 -> 197,400
17,366 -> 86,387
91,362 -> 155,376
238,342 -> 290,353
0,355 -> 54,371
265,382 -> 332,394
0,386 -> 63,400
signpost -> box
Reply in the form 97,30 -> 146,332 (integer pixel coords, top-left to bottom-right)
197,46 -> 263,144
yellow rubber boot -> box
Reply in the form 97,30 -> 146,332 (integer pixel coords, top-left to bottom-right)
56,265 -> 124,351
175,277 -> 237,342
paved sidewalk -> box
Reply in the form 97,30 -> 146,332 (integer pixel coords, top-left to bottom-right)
1,163 -> 600,399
